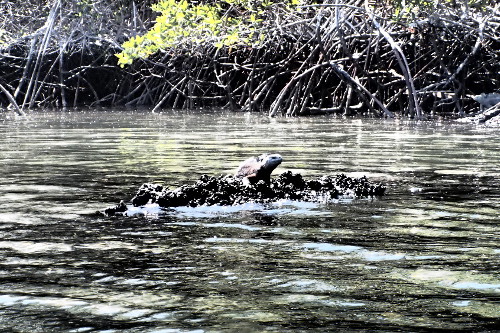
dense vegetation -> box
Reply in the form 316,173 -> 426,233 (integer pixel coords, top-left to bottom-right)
0,0 -> 499,121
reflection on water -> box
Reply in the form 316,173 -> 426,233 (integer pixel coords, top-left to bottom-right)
0,110 -> 498,332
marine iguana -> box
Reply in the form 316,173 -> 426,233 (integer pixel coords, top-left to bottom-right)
235,153 -> 282,184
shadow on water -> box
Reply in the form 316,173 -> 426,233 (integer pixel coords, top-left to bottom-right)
0,109 -> 498,332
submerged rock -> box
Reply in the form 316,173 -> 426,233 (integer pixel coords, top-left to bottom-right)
103,200 -> 127,216
102,171 -> 386,216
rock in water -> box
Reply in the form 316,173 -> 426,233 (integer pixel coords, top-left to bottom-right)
103,200 -> 127,216
235,153 -> 282,184
101,154 -> 387,216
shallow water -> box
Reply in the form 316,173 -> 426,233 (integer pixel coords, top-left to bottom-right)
0,109 -> 498,332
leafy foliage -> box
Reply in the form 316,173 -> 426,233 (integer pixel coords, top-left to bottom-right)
116,0 -> 303,67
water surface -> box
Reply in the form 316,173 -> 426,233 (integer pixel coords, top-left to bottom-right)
0,109 -> 498,332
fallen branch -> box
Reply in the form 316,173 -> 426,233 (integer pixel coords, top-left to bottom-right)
0,82 -> 25,116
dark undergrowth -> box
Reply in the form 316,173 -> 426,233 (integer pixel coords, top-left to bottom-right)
0,0 -> 499,122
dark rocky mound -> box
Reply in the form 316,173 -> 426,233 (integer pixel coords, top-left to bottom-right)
103,171 -> 386,216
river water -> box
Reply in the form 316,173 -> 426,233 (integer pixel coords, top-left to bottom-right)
0,109 -> 498,332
